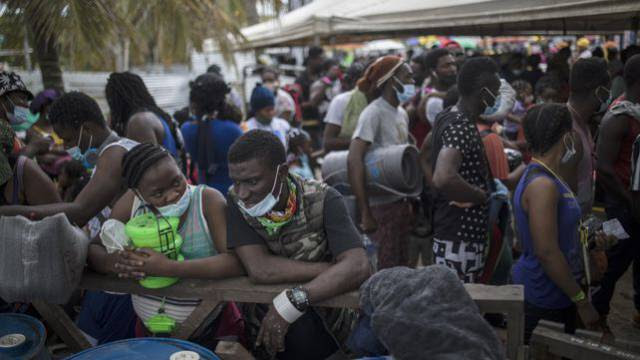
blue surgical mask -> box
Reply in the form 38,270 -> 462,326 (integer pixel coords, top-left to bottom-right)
3,100 -> 37,132
482,87 -> 500,115
238,165 -> 284,217
156,185 -> 192,218
393,77 -> 416,103
67,125 -> 98,169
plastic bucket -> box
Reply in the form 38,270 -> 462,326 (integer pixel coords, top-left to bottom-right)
0,313 -> 50,359
66,337 -> 220,360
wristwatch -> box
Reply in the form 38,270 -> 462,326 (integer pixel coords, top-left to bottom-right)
287,287 -> 310,312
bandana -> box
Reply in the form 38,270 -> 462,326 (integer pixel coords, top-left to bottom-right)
257,177 -> 298,236
357,55 -> 404,94
0,71 -> 34,100
0,121 -> 16,185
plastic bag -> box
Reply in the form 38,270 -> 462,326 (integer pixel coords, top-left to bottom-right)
100,219 -> 130,253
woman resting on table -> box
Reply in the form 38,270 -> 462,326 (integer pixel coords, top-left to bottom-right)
512,103 -> 600,343
88,143 -> 245,335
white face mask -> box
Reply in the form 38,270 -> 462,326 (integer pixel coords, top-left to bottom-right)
561,134 -> 577,164
238,165 -> 283,218
137,185 -> 192,218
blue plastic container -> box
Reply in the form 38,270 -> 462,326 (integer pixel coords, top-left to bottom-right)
65,338 -> 220,360
0,313 -> 49,359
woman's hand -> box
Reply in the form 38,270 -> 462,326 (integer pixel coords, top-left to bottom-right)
116,248 -> 175,278
576,299 -> 601,330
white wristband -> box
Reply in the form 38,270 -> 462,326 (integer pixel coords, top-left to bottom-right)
273,290 -> 304,324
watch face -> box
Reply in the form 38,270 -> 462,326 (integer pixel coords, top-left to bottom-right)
292,289 -> 307,304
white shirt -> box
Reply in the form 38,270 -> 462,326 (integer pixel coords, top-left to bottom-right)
324,91 -> 353,127
426,97 -> 444,126
245,117 -> 291,149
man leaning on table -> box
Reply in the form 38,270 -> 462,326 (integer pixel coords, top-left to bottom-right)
225,129 -> 371,359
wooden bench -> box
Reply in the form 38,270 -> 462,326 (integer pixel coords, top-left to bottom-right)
530,320 -> 640,359
33,271 -> 524,359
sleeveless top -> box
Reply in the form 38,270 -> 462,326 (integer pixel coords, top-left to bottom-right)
512,163 -> 582,309
86,135 -> 138,239
130,185 -> 220,324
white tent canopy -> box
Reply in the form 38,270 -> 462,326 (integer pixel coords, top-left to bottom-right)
240,0 -> 640,49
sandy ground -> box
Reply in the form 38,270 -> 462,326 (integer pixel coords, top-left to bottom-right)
608,267 -> 640,343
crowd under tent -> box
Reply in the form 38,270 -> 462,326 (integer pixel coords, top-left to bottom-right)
240,0 -> 640,49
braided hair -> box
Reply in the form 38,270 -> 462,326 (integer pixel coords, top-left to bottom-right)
523,103 -> 572,156
121,143 -> 172,189
48,91 -> 106,129
189,73 -> 230,118
189,73 -> 232,183
105,72 -> 177,140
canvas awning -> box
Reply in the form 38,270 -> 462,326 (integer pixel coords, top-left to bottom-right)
240,0 -> 640,49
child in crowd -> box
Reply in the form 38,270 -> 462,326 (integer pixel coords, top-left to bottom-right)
286,128 -> 315,180
57,159 -> 90,202
244,84 -> 290,149
504,80 -> 534,141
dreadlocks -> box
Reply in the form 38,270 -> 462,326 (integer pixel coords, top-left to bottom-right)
105,72 -> 177,139
121,143 -> 172,189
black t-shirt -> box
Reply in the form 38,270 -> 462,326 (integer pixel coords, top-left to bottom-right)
226,186 -> 363,259
432,110 -> 490,243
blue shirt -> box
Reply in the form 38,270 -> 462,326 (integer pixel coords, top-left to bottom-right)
512,163 -> 583,309
181,119 -> 242,194
158,116 -> 177,157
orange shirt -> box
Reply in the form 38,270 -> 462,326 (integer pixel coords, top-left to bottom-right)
477,124 -> 509,181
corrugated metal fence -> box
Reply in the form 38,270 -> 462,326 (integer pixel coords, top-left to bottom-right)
16,71 -> 193,117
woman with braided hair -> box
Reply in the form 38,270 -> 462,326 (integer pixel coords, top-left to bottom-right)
88,143 -> 244,334
512,103 -> 601,343
105,72 -> 182,160
180,73 -> 243,194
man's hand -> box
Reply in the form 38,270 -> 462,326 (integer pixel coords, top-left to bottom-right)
256,305 -> 291,356
359,210 -> 378,234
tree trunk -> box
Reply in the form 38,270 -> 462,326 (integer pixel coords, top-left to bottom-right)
244,0 -> 259,25
28,21 -> 64,92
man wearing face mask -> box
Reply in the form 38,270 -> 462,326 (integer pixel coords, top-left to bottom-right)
593,54 -> 640,328
430,57 -> 500,283
226,130 -> 370,359
421,49 -> 458,129
348,55 -> 416,269
566,58 -> 611,216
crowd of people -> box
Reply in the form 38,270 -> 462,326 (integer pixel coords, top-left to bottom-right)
1,37 -> 640,358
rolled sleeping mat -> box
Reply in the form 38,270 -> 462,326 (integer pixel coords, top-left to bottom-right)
322,144 -> 423,198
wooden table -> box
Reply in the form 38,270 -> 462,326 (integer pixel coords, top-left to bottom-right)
33,271 -> 524,359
